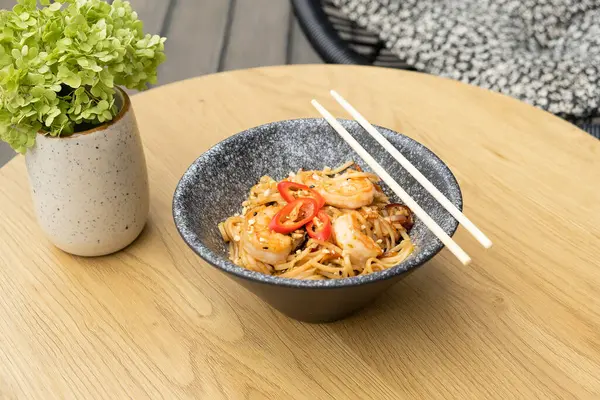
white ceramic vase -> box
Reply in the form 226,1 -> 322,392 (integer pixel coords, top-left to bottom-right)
25,87 -> 149,257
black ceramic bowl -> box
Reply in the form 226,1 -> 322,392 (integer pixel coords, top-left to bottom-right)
173,119 -> 462,323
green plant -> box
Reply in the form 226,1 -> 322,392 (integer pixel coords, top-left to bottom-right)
0,0 -> 166,153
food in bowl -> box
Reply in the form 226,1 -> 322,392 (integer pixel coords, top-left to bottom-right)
218,161 -> 415,280
174,118 -> 462,322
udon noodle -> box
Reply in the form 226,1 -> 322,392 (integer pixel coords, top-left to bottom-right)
218,162 -> 415,280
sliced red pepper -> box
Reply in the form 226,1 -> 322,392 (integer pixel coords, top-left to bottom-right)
306,211 -> 332,241
269,198 -> 318,234
277,181 -> 325,209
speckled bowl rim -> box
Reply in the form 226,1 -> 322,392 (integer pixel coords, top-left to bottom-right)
173,118 -> 462,289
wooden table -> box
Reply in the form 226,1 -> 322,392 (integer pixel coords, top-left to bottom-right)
1,65 -> 599,399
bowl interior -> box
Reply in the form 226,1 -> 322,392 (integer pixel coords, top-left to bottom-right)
173,119 -> 462,288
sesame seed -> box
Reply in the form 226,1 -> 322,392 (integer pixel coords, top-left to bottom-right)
296,250 -> 301,254
323,249 -> 330,254
376,239 -> 383,244
259,237 -> 267,243
233,235 -> 241,242
361,225 -> 366,230
248,219 -> 256,225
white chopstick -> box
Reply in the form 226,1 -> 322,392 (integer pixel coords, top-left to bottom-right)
330,90 -> 493,249
311,99 -> 472,266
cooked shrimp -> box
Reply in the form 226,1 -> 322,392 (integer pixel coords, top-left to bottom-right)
296,170 -> 376,209
241,205 -> 292,264
332,212 -> 382,266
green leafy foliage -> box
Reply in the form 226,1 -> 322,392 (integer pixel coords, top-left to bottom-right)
0,0 -> 166,153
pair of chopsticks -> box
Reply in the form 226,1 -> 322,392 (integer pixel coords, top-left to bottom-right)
311,90 -> 492,265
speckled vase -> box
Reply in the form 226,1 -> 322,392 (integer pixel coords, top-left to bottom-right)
25,87 -> 149,257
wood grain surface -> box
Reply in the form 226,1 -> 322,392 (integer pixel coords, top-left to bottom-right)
0,65 -> 599,399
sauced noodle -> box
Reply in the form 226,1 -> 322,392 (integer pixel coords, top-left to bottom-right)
218,162 -> 415,280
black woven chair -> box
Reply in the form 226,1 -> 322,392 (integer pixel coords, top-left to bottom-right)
291,0 -> 600,139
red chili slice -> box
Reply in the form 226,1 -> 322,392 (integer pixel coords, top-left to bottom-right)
277,181 -> 325,209
306,211 -> 332,241
269,198 -> 318,234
